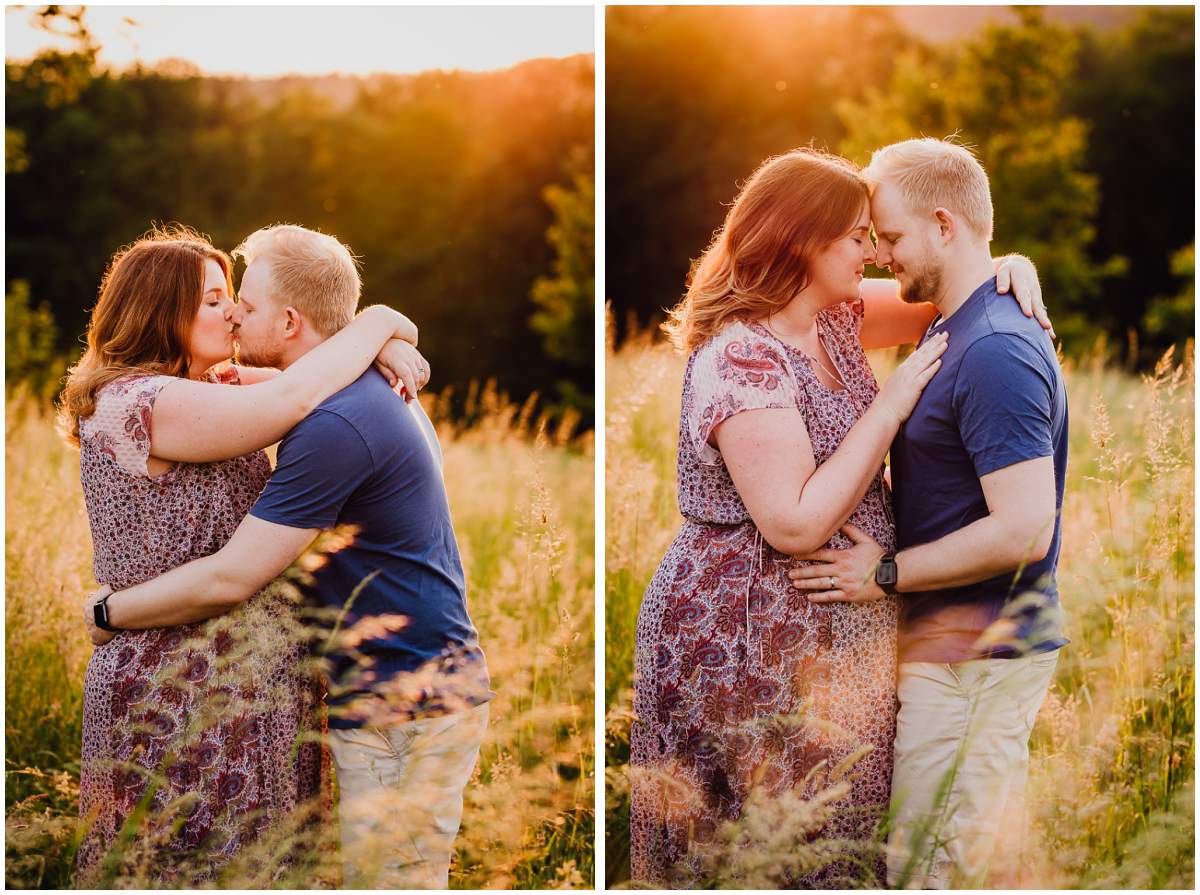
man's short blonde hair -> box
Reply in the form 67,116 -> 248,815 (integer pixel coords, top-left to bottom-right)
233,224 -> 361,336
863,138 -> 993,241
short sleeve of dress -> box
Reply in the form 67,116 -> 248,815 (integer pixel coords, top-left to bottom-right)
82,375 -> 179,477
687,322 -> 798,465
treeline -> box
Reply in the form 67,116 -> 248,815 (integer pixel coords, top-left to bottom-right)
606,6 -> 1193,364
6,43 -> 594,415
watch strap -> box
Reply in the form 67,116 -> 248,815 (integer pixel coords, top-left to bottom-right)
93,592 -> 122,633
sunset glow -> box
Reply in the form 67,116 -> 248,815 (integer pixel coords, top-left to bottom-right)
5,6 -> 594,77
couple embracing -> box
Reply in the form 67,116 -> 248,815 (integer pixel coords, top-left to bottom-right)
67,224 -> 491,887
632,138 -> 1067,888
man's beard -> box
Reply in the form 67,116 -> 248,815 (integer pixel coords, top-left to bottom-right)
897,258 -> 944,306
236,338 -> 284,369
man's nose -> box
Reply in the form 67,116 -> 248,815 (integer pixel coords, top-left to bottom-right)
225,300 -> 242,324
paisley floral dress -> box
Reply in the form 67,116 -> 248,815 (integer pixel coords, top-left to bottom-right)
75,371 -> 325,886
631,302 -> 899,887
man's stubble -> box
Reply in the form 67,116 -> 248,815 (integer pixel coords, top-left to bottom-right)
897,237 -> 945,306
234,335 -> 285,369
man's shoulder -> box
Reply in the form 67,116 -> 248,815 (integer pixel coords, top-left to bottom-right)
976,284 -> 1056,341
278,376 -> 378,451
315,369 -> 392,414
953,329 -> 1056,393
951,328 -> 1063,418
303,370 -> 399,433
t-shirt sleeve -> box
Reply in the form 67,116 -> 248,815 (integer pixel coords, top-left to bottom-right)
687,323 -> 797,465
952,334 -> 1056,478
83,374 -> 178,477
249,410 -> 374,530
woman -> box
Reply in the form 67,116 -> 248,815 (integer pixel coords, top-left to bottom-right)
629,149 -> 1044,886
63,225 -> 426,885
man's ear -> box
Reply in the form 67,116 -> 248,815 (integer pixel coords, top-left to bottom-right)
282,306 -> 302,339
932,207 -> 955,242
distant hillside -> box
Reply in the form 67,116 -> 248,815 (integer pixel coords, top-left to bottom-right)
893,5 -> 1143,43
195,53 -> 594,110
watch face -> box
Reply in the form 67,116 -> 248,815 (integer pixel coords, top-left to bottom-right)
876,562 -> 897,586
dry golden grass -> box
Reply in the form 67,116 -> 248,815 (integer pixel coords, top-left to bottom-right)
604,321 -> 1194,888
5,384 -> 595,889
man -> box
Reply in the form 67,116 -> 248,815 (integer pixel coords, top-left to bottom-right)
85,224 -> 492,888
788,139 -> 1068,888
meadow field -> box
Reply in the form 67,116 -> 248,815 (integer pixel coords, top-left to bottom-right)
5,384 -> 594,889
605,322 -> 1194,888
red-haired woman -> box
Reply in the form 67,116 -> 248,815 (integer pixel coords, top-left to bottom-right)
62,225 -> 425,885
630,149 -> 1045,886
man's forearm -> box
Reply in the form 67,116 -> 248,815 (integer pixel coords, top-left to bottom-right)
896,514 -> 1049,593
106,555 -> 249,629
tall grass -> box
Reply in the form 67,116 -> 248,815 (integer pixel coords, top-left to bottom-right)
5,383 -> 595,889
604,320 -> 1194,888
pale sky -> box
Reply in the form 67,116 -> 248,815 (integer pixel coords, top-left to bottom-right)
5,6 -> 594,77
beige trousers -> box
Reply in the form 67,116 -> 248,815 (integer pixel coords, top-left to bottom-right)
328,703 -> 489,889
886,651 -> 1058,889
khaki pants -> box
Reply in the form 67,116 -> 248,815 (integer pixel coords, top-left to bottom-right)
886,651 -> 1058,889
328,703 -> 488,889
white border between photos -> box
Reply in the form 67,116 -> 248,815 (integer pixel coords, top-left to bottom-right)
592,0 -> 604,887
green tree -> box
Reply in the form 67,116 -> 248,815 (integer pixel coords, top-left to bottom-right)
837,7 -> 1109,350
531,173 -> 594,416
605,6 -> 913,332
6,280 -> 65,398
1069,7 -> 1195,359
1141,245 -> 1194,354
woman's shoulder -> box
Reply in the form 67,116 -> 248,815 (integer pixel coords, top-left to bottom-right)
92,369 -> 171,405
82,373 -> 179,446
689,318 -> 794,396
693,318 -> 784,364
92,372 -> 177,410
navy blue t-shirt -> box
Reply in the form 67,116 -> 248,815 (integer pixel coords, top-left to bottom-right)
891,277 -> 1070,663
250,369 -> 491,727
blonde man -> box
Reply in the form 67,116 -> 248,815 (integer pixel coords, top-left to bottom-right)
788,139 -> 1067,887
85,224 -> 491,887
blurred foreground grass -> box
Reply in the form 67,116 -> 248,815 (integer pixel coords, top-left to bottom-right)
5,383 -> 595,889
605,321 -> 1194,888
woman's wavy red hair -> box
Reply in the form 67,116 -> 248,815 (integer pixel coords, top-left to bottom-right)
59,224 -> 233,446
664,148 -> 868,353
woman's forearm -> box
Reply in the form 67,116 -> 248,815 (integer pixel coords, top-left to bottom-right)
269,304 -> 414,411
859,278 -> 938,349
766,402 -> 899,554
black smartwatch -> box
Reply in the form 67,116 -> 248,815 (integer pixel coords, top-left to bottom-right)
92,591 -> 123,633
875,552 -> 899,596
